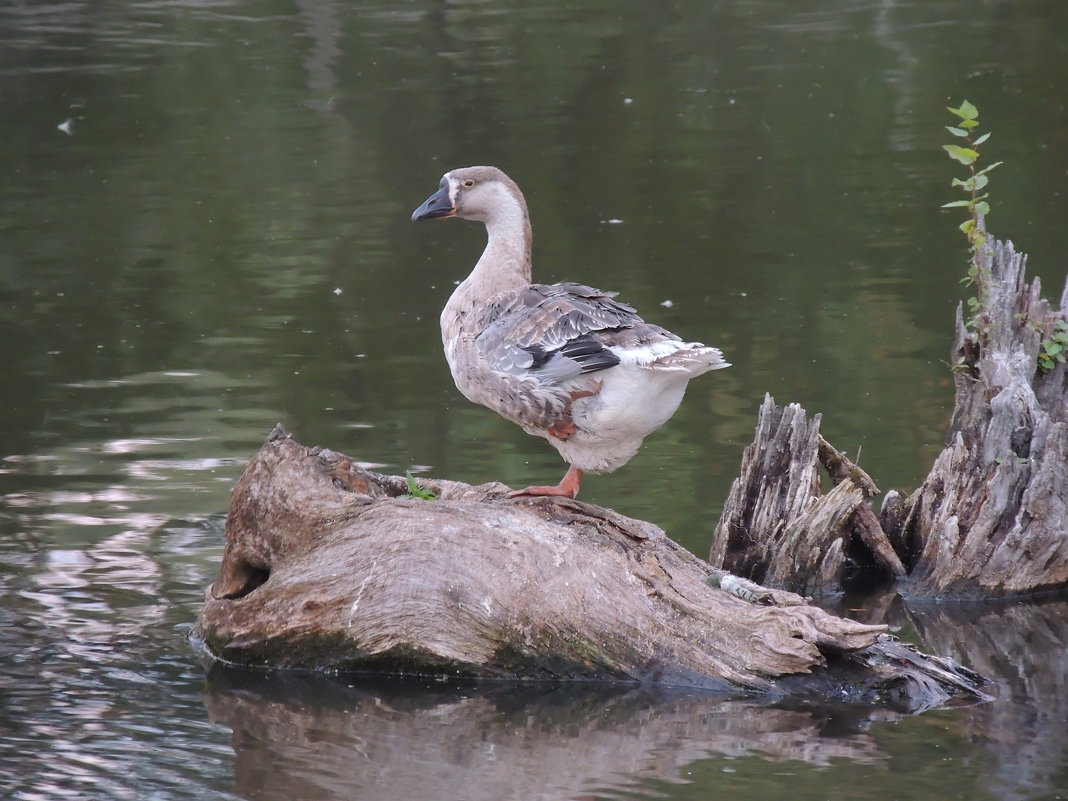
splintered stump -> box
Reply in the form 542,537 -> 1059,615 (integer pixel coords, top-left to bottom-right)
709,396 -> 905,598
710,237 -> 1068,600
195,429 -> 987,710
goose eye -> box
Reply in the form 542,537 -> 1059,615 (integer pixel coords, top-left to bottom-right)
462,179 -> 474,188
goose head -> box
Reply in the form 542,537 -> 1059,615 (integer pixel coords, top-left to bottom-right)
411,166 -> 527,226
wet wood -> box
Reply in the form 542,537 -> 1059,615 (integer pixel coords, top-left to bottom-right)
194,429 -> 987,707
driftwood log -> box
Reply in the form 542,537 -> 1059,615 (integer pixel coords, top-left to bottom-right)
194,428 -> 987,708
709,237 -> 1068,600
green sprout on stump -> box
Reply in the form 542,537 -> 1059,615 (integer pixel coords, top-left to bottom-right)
942,100 -> 1003,323
402,470 -> 437,500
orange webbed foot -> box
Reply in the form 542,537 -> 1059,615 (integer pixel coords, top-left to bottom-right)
506,466 -> 583,499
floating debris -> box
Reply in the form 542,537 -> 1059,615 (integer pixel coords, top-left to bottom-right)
57,119 -> 73,135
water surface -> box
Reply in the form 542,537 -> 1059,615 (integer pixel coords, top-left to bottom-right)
2,1 -> 1068,799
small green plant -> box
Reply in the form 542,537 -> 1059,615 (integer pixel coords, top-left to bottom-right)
401,470 -> 437,500
942,100 -> 1002,251
942,100 -> 1003,321
1037,320 -> 1068,374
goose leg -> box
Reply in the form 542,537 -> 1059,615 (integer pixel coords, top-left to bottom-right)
506,465 -> 583,499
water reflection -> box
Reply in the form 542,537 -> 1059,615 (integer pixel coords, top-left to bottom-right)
204,670 -> 890,801
0,528 -> 237,801
904,598 -> 1068,801
200,594 -> 1068,801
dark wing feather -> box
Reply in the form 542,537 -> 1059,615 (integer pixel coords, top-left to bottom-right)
475,282 -> 646,384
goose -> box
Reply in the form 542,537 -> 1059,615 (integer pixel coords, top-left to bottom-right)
411,166 -> 729,498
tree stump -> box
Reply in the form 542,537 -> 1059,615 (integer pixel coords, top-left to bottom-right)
895,238 -> 1068,598
709,237 -> 1068,600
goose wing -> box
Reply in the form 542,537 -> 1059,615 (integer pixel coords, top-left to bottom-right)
476,282 -> 673,385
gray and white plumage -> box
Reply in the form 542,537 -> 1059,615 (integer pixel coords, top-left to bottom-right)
412,165 -> 729,498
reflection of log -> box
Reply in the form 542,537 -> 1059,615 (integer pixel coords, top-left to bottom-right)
709,238 -> 1068,600
203,667 -> 890,801
194,430 -> 987,707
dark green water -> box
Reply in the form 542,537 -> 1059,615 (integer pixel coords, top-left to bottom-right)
2,2 -> 1067,799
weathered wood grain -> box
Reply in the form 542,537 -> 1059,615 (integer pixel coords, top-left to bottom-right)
709,395 -> 902,597
194,429 -> 987,707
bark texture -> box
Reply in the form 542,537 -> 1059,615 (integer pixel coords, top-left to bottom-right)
709,238 -> 1068,600
194,428 -> 986,707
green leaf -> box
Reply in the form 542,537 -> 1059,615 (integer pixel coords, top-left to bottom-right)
973,132 -> 991,146
958,100 -> 979,119
942,199 -> 972,208
976,161 -> 1004,176
945,126 -> 968,137
943,144 -> 979,164
1043,341 -> 1063,357
946,105 -> 967,119
974,200 -> 990,217
960,119 -> 980,129
973,174 -> 989,191
959,219 -> 976,235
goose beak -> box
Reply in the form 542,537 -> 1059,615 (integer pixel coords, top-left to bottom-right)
411,182 -> 455,221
